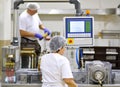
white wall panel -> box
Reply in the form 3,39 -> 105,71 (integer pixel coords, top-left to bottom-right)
104,15 -> 120,30
39,3 -> 74,9
101,0 -> 120,8
0,0 -> 11,40
40,15 -> 64,35
38,0 -> 101,9
80,0 -> 101,9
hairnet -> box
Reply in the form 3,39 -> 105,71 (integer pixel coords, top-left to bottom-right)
26,3 -> 40,10
49,36 -> 66,52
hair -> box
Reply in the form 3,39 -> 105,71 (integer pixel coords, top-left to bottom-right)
26,3 -> 40,10
49,36 -> 66,52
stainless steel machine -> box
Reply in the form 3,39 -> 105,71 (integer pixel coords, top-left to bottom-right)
2,45 -> 20,83
73,60 -> 120,87
85,61 -> 112,85
16,69 -> 41,84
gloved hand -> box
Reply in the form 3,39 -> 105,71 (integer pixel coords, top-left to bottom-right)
35,33 -> 43,40
43,28 -> 51,35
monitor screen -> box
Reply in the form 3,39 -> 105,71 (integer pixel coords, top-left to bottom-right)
64,16 -> 94,46
70,21 -> 84,32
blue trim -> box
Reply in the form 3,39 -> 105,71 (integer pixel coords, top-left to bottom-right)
76,48 -> 80,69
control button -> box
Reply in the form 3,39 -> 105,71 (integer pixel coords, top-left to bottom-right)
69,40 -> 73,43
67,38 -> 74,45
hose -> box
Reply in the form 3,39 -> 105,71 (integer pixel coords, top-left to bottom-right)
76,48 -> 80,69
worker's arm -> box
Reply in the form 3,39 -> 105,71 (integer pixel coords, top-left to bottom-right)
20,30 -> 35,37
20,30 -> 43,40
39,24 -> 51,35
39,24 -> 45,30
63,78 -> 78,87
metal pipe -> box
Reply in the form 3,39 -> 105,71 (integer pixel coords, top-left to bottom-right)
14,0 -> 69,4
20,50 -> 37,68
13,10 -> 18,38
21,50 -> 35,54
69,0 -> 83,16
14,0 -> 24,9
12,0 -> 24,46
22,0 -> 69,2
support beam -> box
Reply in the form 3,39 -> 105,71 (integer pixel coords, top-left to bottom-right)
14,0 -> 69,9
22,0 -> 69,2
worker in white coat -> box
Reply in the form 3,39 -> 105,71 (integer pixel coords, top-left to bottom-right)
19,3 -> 50,68
40,36 -> 78,87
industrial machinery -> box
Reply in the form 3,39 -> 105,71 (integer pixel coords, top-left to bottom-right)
73,60 -> 120,86
71,46 -> 120,86
85,61 -> 112,85
2,46 -> 20,83
63,12 -> 120,87
2,42 -> 42,84
20,48 -> 37,69
16,69 -> 41,84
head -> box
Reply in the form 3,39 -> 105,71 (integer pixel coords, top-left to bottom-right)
49,36 -> 66,54
26,3 -> 40,15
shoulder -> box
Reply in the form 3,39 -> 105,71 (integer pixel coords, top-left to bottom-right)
33,13 -> 40,19
41,53 -> 53,60
41,53 -> 50,58
41,53 -> 68,61
19,10 -> 28,18
56,54 -> 69,63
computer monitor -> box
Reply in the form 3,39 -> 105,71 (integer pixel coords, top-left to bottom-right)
64,16 -> 94,46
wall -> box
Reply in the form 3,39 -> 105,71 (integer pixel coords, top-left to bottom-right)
39,15 -> 120,44
0,0 -> 11,81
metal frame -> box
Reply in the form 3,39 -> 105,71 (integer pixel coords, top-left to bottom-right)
14,0 -> 69,9
14,0 -> 82,15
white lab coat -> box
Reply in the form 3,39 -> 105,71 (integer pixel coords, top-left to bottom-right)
19,10 -> 42,40
40,53 -> 73,87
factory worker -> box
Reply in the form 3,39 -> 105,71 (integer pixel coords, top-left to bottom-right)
19,3 -> 51,68
40,36 -> 78,87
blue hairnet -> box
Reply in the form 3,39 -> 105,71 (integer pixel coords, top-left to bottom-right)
49,36 -> 66,52
26,3 -> 40,10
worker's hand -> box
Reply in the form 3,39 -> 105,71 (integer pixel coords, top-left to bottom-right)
43,28 -> 51,35
35,33 -> 43,40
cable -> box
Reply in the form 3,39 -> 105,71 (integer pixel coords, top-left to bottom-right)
76,48 -> 80,69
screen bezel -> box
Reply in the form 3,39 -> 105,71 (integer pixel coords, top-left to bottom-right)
64,16 -> 94,46
65,17 -> 93,38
